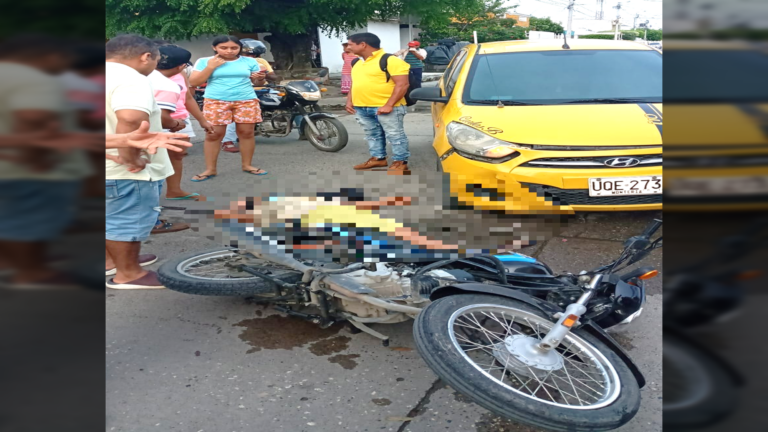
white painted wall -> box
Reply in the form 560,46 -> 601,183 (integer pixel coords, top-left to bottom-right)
319,29 -> 348,74
528,31 -> 556,39
366,21 -> 401,54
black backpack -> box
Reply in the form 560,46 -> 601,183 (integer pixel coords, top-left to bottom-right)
351,54 -> 418,107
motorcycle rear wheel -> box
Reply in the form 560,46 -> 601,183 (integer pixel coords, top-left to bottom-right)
157,248 -> 302,296
413,294 -> 641,431
303,118 -> 348,152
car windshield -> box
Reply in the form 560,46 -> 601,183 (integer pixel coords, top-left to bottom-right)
464,49 -> 662,105
663,49 -> 768,102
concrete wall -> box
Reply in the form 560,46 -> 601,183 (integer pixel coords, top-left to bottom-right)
319,30 -> 348,74
366,21 -> 401,54
398,26 -> 423,49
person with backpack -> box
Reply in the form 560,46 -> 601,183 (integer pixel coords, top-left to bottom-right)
345,33 -> 414,174
395,41 -> 427,89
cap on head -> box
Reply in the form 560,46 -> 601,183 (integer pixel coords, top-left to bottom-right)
157,45 -> 193,70
408,41 -> 420,47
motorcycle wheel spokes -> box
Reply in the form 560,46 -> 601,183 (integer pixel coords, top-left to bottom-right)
309,120 -> 339,149
448,305 -> 621,410
177,250 -> 259,280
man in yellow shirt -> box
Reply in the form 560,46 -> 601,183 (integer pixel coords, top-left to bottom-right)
345,33 -> 412,174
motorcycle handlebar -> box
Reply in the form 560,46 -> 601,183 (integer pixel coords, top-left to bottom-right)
641,219 -> 662,238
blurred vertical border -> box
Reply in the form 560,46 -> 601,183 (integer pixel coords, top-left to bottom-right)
663,0 -> 768,430
0,1 -> 106,431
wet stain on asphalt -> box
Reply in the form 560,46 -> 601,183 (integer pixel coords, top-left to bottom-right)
254,310 -> 263,317
308,335 -> 351,356
233,315 -> 343,354
372,398 -> 392,406
610,331 -> 636,351
328,354 -> 360,370
452,391 -> 473,404
475,412 -> 547,432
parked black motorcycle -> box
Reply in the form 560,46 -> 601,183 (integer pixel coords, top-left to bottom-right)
158,210 -> 662,431
194,70 -> 348,152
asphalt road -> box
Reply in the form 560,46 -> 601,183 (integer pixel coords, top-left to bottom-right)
106,113 -> 663,432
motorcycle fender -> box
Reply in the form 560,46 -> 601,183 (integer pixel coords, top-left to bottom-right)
306,112 -> 337,120
429,283 -> 564,318
581,321 -> 646,388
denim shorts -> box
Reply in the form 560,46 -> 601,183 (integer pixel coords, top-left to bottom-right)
106,179 -> 163,242
0,180 -> 82,241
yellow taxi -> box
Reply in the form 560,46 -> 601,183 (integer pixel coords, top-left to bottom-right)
412,39 -> 662,214
662,41 -> 768,211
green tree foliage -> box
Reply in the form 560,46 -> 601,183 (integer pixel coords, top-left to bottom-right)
580,34 -> 616,40
417,0 -> 535,43
528,17 -> 564,34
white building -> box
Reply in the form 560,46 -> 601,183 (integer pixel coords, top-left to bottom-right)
318,16 -> 422,75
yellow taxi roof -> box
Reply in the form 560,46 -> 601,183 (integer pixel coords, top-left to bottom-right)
477,39 -> 654,54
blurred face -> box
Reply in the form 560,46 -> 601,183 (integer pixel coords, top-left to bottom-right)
346,40 -> 367,56
213,41 -> 241,59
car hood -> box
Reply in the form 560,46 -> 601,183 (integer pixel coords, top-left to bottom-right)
663,103 -> 768,146
454,103 -> 663,146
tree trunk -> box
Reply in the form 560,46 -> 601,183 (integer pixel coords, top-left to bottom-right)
264,32 -> 312,71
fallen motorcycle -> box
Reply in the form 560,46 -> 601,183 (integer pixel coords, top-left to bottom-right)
158,219 -> 662,431
194,70 -> 348,152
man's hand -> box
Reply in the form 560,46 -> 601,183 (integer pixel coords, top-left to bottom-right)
106,148 -> 148,173
123,121 -> 191,154
199,120 -> 215,134
377,105 -> 394,115
206,55 -> 226,70
345,101 -> 356,115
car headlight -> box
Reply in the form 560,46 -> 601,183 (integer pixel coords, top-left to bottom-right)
300,91 -> 321,101
446,122 -> 529,159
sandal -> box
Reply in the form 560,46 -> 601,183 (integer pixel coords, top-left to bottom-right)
221,142 -> 239,153
167,193 -> 200,201
243,168 -> 268,176
152,220 -> 190,235
191,174 -> 216,182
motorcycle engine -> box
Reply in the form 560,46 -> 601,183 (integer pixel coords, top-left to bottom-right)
344,263 -> 414,299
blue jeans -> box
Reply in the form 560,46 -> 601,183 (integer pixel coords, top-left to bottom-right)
106,179 -> 163,242
354,105 -> 410,162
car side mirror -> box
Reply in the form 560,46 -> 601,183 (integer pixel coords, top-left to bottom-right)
410,87 -> 449,104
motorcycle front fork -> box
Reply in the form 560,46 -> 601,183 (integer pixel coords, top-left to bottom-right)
293,104 -> 325,139
537,274 -> 602,352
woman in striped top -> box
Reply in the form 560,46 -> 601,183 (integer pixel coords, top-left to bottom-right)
340,43 -> 357,95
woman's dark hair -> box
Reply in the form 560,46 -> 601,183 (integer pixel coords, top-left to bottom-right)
211,35 -> 242,56
348,32 -> 381,49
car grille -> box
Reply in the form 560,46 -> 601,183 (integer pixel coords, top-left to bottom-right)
521,183 -> 663,206
521,154 -> 661,169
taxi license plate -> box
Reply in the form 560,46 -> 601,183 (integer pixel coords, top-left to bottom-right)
588,176 -> 662,197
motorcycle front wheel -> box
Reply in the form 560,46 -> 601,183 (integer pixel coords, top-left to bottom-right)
413,294 -> 641,431
303,117 -> 348,152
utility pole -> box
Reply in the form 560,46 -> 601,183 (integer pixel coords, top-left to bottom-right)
566,0 -> 575,40
613,2 -> 622,40
595,0 -> 604,20
633,13 -> 639,29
